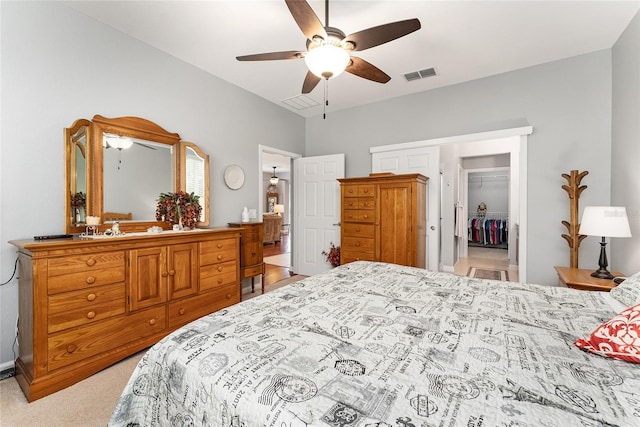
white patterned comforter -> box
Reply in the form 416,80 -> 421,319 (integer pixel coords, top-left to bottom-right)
109,261 -> 640,427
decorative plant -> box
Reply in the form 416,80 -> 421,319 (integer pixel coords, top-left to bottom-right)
71,192 -> 86,209
155,191 -> 202,229
322,242 -> 341,267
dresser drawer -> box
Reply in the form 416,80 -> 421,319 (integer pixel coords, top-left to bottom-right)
168,283 -> 239,329
344,209 -> 375,223
357,198 -> 375,209
342,236 -> 375,253
343,184 -> 374,197
48,284 -> 125,333
200,239 -> 237,266
343,223 -> 375,238
200,260 -> 237,291
47,252 -> 125,276
242,264 -> 264,278
48,306 -> 165,371
343,197 -> 359,209
340,250 -> 375,264
48,267 -> 125,295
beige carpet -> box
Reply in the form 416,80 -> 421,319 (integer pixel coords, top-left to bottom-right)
263,253 -> 291,268
467,266 -> 509,281
0,274 -> 307,426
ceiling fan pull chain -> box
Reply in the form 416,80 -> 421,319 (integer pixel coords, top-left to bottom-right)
323,78 -> 329,120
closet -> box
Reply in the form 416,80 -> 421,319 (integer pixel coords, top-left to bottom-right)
467,172 -> 509,249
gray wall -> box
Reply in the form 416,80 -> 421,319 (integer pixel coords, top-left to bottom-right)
0,2 -> 304,369
306,50 -> 614,286
611,11 -> 640,276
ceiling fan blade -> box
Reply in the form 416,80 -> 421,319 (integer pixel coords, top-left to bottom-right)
302,70 -> 321,94
285,0 -> 327,41
346,57 -> 390,84
345,18 -> 421,52
236,51 -> 302,61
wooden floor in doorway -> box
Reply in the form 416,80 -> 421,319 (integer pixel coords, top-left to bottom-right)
263,234 -> 292,286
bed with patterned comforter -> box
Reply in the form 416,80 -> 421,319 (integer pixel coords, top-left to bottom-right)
109,261 -> 640,427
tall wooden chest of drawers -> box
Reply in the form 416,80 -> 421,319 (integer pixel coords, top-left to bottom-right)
228,222 -> 265,294
338,173 -> 427,268
9,228 -> 240,402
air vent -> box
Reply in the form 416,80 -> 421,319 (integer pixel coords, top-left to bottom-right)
281,94 -> 320,110
403,67 -> 437,82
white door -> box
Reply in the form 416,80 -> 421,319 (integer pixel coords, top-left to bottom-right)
293,154 -> 345,276
372,146 -> 440,271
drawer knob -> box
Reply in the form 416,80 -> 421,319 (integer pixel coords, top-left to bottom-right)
66,344 -> 77,354
86,311 -> 96,319
225,293 -> 231,299
348,202 -> 354,206
218,278 -> 223,284
179,308 -> 185,315
86,276 -> 95,284
149,318 -> 157,326
217,266 -> 223,272
363,215 -> 369,219
86,293 -> 96,301
356,227 -> 361,232
86,259 -> 96,267
162,271 -> 168,277
347,215 -> 353,219
168,270 -> 175,276
356,243 -> 360,247
363,189 -> 369,193
217,255 -> 223,260
217,243 -> 223,248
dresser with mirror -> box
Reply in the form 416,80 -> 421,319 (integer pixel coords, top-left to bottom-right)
10,116 -> 241,402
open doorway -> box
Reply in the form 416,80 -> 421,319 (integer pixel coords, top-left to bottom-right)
259,146 -> 301,285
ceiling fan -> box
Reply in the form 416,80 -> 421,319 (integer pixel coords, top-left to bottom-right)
236,0 -> 421,94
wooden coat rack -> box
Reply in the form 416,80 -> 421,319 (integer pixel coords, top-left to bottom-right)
561,170 -> 588,268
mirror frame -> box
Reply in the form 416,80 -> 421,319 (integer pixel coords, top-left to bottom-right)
64,115 -> 210,233
64,119 -> 93,234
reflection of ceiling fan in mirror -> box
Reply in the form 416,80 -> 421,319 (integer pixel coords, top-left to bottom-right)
236,0 -> 421,95
103,134 -> 157,151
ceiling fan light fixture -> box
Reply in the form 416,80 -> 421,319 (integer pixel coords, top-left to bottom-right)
104,135 -> 133,150
304,43 -> 350,79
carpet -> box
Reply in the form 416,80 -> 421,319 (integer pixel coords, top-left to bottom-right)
264,253 -> 291,268
467,267 -> 509,281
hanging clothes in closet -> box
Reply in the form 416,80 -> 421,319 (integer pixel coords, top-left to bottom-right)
468,216 -> 508,247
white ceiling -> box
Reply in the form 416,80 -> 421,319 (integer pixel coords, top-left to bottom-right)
65,0 -> 639,122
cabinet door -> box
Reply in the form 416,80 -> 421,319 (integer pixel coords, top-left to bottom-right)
167,243 -> 198,300
242,224 -> 263,267
379,184 -> 412,266
129,247 -> 167,311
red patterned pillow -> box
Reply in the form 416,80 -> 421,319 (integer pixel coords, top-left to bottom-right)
574,303 -> 640,363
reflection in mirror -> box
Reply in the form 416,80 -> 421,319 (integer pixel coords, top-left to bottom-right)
185,146 -> 205,221
65,119 -> 92,233
103,134 -> 174,221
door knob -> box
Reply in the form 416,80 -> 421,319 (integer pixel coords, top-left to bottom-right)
430,226 -> 436,230
333,222 -> 341,226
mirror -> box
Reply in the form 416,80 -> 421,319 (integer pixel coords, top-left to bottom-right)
64,119 -> 92,233
64,115 -> 210,233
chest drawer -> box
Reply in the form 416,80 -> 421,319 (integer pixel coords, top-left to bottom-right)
48,284 -> 125,333
200,260 -> 237,291
343,209 -> 375,223
340,250 -> 375,264
168,283 -> 239,329
47,252 -> 125,276
48,267 -> 125,295
200,239 -> 237,265
343,223 -> 375,238
343,184 -> 374,197
48,306 -> 165,371
342,236 -> 375,253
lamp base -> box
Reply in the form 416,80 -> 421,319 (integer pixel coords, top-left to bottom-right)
590,269 -> 614,280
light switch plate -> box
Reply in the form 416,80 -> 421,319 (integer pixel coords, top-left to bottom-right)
249,209 -> 257,219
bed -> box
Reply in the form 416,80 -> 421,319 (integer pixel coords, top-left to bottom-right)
109,261 -> 640,426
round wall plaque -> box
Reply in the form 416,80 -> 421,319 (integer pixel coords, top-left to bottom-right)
224,164 -> 245,190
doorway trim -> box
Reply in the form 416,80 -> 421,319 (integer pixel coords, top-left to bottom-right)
258,145 -> 302,220
371,126 -> 532,282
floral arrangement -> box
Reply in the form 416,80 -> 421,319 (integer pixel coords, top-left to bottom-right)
155,191 -> 202,229
321,242 -> 341,267
71,192 -> 86,209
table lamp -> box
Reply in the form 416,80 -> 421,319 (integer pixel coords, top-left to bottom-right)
578,206 -> 632,279
274,204 -> 284,216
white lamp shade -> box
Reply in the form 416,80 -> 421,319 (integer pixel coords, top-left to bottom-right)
274,204 -> 285,215
304,44 -> 350,79
579,206 -> 632,238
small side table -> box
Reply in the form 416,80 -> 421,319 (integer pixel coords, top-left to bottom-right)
554,266 -> 623,291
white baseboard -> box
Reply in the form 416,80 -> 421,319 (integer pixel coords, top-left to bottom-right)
441,265 -> 455,273
0,360 -> 15,373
